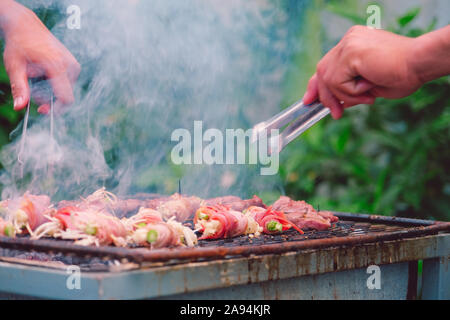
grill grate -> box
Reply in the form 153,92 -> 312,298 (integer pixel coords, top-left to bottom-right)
195,220 -> 405,248
0,212 -> 449,270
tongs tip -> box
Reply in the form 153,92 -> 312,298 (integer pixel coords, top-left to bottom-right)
250,121 -> 267,144
250,99 -> 329,153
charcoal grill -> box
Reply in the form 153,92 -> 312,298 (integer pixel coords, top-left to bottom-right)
0,212 -> 449,300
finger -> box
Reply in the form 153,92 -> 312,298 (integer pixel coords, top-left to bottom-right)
67,59 -> 81,85
37,104 -> 50,115
340,78 -> 376,96
55,43 -> 81,84
38,99 -> 68,116
5,56 -> 30,111
328,86 -> 376,109
302,73 -> 319,105
47,71 -> 75,106
317,76 -> 343,119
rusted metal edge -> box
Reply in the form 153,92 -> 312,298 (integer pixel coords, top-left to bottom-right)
333,212 -> 437,226
0,219 -> 448,264
132,222 -> 450,263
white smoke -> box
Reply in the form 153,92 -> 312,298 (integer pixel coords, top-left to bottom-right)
0,0 -> 299,201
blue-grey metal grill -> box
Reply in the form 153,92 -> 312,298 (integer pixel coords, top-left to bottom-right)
0,212 -> 449,300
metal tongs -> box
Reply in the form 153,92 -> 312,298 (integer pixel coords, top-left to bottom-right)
251,99 -> 330,154
17,80 -> 55,178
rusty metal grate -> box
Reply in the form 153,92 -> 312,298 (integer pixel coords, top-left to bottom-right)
196,220 -> 403,248
0,212 -> 449,270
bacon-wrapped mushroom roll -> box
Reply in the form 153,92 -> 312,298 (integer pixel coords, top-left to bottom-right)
244,206 -> 304,234
194,205 -> 262,240
0,193 -> 52,235
33,206 -> 128,246
128,217 -> 197,248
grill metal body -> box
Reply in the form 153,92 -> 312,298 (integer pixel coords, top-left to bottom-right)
0,212 -> 449,299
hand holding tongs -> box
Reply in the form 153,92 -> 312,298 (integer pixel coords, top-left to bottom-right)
251,99 -> 330,154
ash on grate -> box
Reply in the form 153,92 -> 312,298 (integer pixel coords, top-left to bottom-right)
0,247 -> 120,271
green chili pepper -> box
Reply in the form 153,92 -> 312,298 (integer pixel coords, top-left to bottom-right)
198,213 -> 209,220
4,224 -> 14,237
267,220 -> 282,232
147,229 -> 158,243
137,222 -> 147,228
85,224 -> 98,236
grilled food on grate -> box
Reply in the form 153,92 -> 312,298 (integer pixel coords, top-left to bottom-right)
125,207 -> 197,248
244,206 -> 304,235
0,193 -> 52,235
0,188 -> 338,249
194,205 -> 263,240
33,206 -> 128,247
272,196 -> 338,230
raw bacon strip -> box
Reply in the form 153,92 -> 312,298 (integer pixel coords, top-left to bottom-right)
166,218 -> 198,247
57,190 -> 264,223
126,208 -> 197,248
195,206 -> 230,240
272,196 -> 338,230
286,212 -> 331,231
197,211 -> 228,240
194,205 -> 261,240
57,188 -> 118,216
272,196 -> 316,215
227,211 -> 249,238
113,198 -> 152,217
204,195 -> 266,212
1,193 -> 52,234
130,222 -> 180,249
245,206 -> 304,234
123,207 -> 163,231
94,214 -> 128,246
57,198 -> 147,217
317,210 -> 339,223
33,206 -> 128,247
59,208 -> 128,246
120,193 -> 263,220
56,188 -> 153,218
147,193 -> 202,222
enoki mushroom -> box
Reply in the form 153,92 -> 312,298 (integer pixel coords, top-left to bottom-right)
83,187 -> 118,207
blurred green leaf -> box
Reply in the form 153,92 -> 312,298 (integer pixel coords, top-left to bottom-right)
281,5 -> 450,221
326,0 -> 366,25
397,7 -> 420,27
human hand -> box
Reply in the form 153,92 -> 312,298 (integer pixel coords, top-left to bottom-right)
1,0 -> 80,114
302,26 -> 424,119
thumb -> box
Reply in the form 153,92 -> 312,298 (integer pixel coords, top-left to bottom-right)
5,57 -> 30,111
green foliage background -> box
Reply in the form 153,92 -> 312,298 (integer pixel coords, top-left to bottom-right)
0,1 -> 448,221
279,1 -> 449,221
